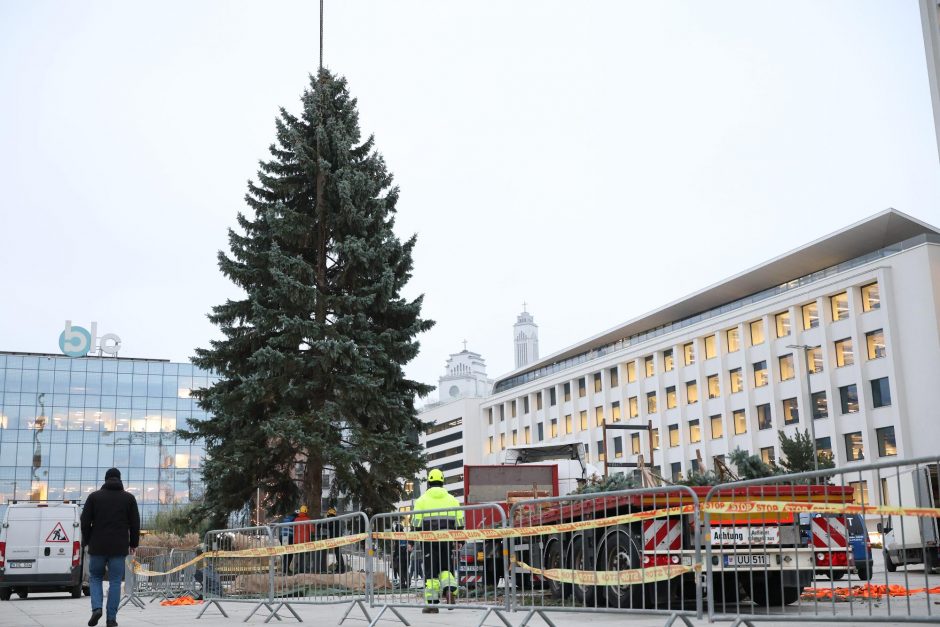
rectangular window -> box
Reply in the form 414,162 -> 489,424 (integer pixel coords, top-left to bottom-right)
487,437 -> 493,454
524,426 -> 531,444
537,423 -> 544,441
710,415 -> 723,439
595,406 -> 604,426
756,403 -> 772,430
579,410 -> 588,430
550,418 -> 558,438
812,391 -> 828,419
808,346 -> 823,373
593,373 -> 602,393
628,396 -> 639,418
614,436 -> 623,458
666,386 -> 677,409
550,388 -> 557,406
537,393 -> 543,410
663,349 -> 674,372
578,378 -> 586,398
487,408 -> 493,424
626,361 -> 637,383
511,401 -> 517,418
686,380 -> 698,404
782,398 -> 799,425
849,480 -> 868,506
730,368 -> 743,393
876,426 -> 897,457
689,419 -> 701,443
726,327 -> 740,353
750,319 -> 765,345
845,431 -> 864,461
831,292 -> 849,321
707,374 -> 720,399
871,377 -> 891,408
563,382 -> 570,402
500,433 -> 505,450
671,462 -> 682,482
652,428 -> 660,450
683,342 -> 695,366
802,301 -> 819,329
760,446 -> 775,465
840,384 -> 859,414
866,329 -> 885,360
733,409 -> 747,435
861,282 -> 881,312
834,338 -> 854,367
631,433 -> 641,454
753,360 -> 768,387
647,392 -> 658,414
645,356 -> 655,378
704,335 -> 717,359
499,406 -> 505,421
597,439 -> 605,462
669,424 -> 679,447
778,354 -> 795,381
611,401 -> 621,422
512,430 -> 518,445
523,396 -> 530,414
816,436 -> 832,460
609,367 -> 619,388
565,414 -> 572,434
775,311 -> 791,338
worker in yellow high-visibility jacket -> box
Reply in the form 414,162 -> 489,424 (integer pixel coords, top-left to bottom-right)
411,468 -> 464,614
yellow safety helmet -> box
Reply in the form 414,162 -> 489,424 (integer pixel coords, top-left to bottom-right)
428,468 -> 445,484
327,507 -> 337,516
299,505 -> 308,514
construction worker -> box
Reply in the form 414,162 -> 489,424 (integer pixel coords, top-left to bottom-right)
293,505 -> 313,573
411,468 -> 464,614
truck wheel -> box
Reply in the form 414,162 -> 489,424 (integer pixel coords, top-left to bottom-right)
884,551 -> 897,573
828,570 -> 845,580
570,535 -> 597,606
597,528 -> 643,609
0,588 -> 10,601
856,563 -> 872,581
16,589 -> 28,599
543,539 -> 570,599
748,579 -> 799,606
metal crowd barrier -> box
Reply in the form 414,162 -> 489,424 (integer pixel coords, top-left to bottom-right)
703,455 -> 940,626
118,545 -> 171,609
268,512 -> 371,624
508,485 -> 702,627
369,503 -> 512,627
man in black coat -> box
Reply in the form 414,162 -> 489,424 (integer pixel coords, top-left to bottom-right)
80,468 -> 140,627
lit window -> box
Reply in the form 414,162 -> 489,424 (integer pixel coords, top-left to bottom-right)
565,414 -> 572,434
511,401 -> 517,418
593,372 -> 602,393
866,329 -> 885,360
645,356 -> 655,378
871,377 -> 891,408
760,447 -> 775,465
597,440 -> 606,462
689,419 -> 701,443
500,433 -> 505,450
683,343 -> 695,366
839,384 -> 859,414
550,419 -> 558,438
487,437 -> 493,454
626,361 -> 637,383
750,319 -> 765,345
609,367 -> 619,388
512,430 -> 517,445
876,426 -> 897,457
802,302 -> 819,329
726,328 -> 740,353
861,282 -> 881,312
757,403 -> 772,430
631,433 -> 641,454
849,480 -> 868,506
733,409 -> 747,435
652,428 -> 660,449
595,406 -> 604,426
831,292 -> 849,321
704,335 -> 717,360
807,346 -> 823,373
707,374 -> 720,399
578,378 -> 586,398
668,425 -> 679,447
812,391 -> 828,419
614,436 -> 623,458
647,392 -> 658,414
782,398 -> 799,425
816,436 -> 833,461
524,426 -> 531,444
611,401 -> 621,422
775,311 -> 791,338
563,382 -> 571,402
845,431 -> 864,461
663,349 -> 674,372
686,380 -> 698,404
536,394 -> 543,410
710,415 -> 723,439
834,338 -> 854,367
579,410 -> 588,430
628,396 -> 639,418
753,361 -> 768,387
778,354 -> 795,381
666,386 -> 677,409
730,368 -> 743,393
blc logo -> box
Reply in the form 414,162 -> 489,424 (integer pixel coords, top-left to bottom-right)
59,321 -> 121,358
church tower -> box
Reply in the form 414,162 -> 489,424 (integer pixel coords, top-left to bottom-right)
514,305 -> 539,369
438,343 -> 493,401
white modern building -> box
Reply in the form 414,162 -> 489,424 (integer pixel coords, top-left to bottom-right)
480,209 -> 940,510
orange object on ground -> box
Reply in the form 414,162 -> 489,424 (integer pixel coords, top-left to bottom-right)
802,583 -> 940,600
160,595 -> 203,606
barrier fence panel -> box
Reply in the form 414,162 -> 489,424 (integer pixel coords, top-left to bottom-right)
369,503 -> 512,627
196,525 -> 280,622
268,512 -> 371,625
119,545 -> 171,609
508,485 -> 702,627
702,455 -> 940,626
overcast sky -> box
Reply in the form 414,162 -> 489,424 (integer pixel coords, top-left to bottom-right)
1,1 -> 938,401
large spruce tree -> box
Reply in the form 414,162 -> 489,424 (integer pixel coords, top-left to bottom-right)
182,70 -> 433,524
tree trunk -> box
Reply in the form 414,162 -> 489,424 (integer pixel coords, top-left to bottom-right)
303,455 -> 323,518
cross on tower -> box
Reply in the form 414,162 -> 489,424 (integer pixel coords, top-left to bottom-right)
462,339 -> 468,351
522,301 -> 527,312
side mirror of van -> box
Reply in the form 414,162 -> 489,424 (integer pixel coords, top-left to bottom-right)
877,522 -> 883,533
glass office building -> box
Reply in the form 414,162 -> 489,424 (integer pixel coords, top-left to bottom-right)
0,352 -> 212,522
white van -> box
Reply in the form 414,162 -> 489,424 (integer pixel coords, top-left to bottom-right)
0,501 -> 84,600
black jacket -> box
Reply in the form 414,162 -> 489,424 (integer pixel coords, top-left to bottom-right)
80,478 -> 141,556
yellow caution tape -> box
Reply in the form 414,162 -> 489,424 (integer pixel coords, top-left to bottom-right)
512,558 -> 697,586
702,500 -> 940,519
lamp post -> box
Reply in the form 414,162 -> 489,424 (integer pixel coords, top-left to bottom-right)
787,345 -> 819,472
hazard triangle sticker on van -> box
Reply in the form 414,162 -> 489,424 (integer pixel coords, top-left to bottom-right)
45,522 -> 70,543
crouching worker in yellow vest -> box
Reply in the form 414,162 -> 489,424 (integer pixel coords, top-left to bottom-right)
411,468 -> 464,614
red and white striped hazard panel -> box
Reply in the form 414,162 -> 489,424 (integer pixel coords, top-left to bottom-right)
642,518 -> 682,552
811,516 -> 847,549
